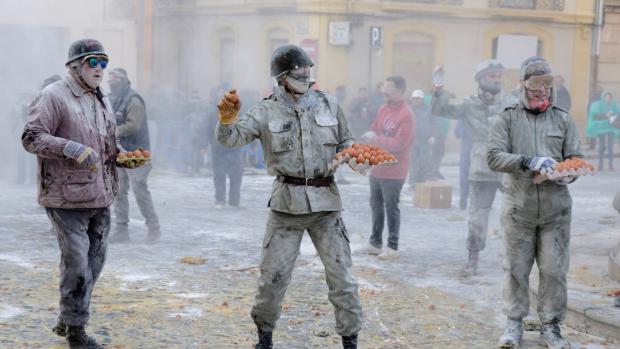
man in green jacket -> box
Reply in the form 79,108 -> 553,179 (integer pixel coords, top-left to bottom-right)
432,60 -> 517,276
488,57 -> 581,349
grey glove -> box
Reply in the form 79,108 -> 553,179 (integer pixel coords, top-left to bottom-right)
63,141 -> 100,170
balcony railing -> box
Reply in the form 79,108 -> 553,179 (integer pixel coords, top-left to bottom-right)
488,0 -> 565,11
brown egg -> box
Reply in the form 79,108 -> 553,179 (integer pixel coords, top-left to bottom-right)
356,155 -> 365,164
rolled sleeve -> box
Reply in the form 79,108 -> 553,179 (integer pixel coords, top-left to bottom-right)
216,108 -> 261,148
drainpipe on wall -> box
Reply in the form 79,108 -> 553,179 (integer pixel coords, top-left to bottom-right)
590,0 -> 603,96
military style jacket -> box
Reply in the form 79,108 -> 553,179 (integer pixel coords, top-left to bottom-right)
216,87 -> 353,214
487,103 -> 582,220
432,90 -> 517,182
22,75 -> 119,208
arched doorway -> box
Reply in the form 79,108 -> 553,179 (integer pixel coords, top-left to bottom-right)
391,32 -> 435,93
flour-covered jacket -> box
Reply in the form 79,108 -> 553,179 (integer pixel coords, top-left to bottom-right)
216,87 -> 354,214
432,91 -> 518,182
487,103 -> 582,220
22,75 -> 119,208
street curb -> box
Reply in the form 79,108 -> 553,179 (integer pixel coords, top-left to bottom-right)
529,287 -> 620,341
610,242 -> 620,283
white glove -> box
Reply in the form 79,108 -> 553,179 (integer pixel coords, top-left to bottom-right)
361,131 -> 376,141
527,156 -> 556,172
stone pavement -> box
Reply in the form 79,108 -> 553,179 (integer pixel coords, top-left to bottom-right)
0,160 -> 618,348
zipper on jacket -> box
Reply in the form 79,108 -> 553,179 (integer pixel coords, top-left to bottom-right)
534,114 -> 540,219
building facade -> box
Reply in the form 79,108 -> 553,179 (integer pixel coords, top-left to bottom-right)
149,0 -> 596,126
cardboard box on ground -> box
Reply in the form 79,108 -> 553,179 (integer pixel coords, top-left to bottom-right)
414,182 -> 452,209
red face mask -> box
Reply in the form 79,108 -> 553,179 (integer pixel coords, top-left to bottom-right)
528,96 -> 550,112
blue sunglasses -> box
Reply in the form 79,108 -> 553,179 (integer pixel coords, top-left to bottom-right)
85,57 -> 108,69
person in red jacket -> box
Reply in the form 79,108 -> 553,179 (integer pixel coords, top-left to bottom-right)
359,75 -> 415,259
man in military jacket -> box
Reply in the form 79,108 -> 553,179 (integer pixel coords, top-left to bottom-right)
216,45 -> 362,349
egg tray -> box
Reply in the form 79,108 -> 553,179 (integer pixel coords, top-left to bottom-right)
115,156 -> 151,164
533,166 -> 595,184
328,153 -> 398,176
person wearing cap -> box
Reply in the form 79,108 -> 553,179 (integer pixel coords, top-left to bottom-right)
107,67 -> 161,243
408,89 -> 433,187
21,38 -> 131,348
216,45 -> 362,349
488,57 -> 582,349
431,60 -> 518,276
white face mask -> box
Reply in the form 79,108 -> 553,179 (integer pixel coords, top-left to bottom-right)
285,74 -> 310,94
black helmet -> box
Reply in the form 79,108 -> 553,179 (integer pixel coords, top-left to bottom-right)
65,38 -> 107,66
270,45 -> 314,77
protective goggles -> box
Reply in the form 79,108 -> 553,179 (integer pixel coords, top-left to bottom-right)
83,56 -> 108,69
524,75 -> 554,90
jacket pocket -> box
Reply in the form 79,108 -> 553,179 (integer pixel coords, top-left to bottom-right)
268,119 -> 294,153
546,131 -> 564,158
315,114 -> 339,145
315,114 -> 339,167
61,170 -> 97,203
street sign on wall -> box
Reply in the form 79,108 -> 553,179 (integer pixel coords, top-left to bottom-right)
329,21 -> 350,46
370,26 -> 383,47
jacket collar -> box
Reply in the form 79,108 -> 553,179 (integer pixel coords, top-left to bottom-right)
64,75 -> 89,97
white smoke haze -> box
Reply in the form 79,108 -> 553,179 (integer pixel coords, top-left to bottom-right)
1,1 -> 619,348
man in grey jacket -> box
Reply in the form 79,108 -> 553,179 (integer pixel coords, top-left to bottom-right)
216,45 -> 362,349
22,39 -> 126,349
432,60 -> 517,276
488,57 -> 581,349
108,67 -> 161,243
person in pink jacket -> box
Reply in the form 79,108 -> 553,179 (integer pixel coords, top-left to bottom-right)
359,75 -> 415,259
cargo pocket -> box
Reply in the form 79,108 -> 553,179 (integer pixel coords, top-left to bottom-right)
315,114 -> 339,164
337,217 -> 350,243
268,119 -> 294,153
61,170 -> 97,203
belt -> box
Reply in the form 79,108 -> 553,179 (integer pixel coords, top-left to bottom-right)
278,175 -> 334,187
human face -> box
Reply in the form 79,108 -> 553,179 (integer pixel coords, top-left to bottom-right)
605,94 -> 613,103
411,97 -> 424,107
484,71 -> 502,85
525,78 -> 551,111
79,55 -> 106,89
382,80 -> 403,103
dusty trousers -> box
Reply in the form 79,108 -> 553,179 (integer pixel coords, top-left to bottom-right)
501,206 -> 571,323
212,152 -> 243,206
113,163 -> 159,230
467,181 -> 501,251
251,210 -> 363,336
45,207 -> 111,327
